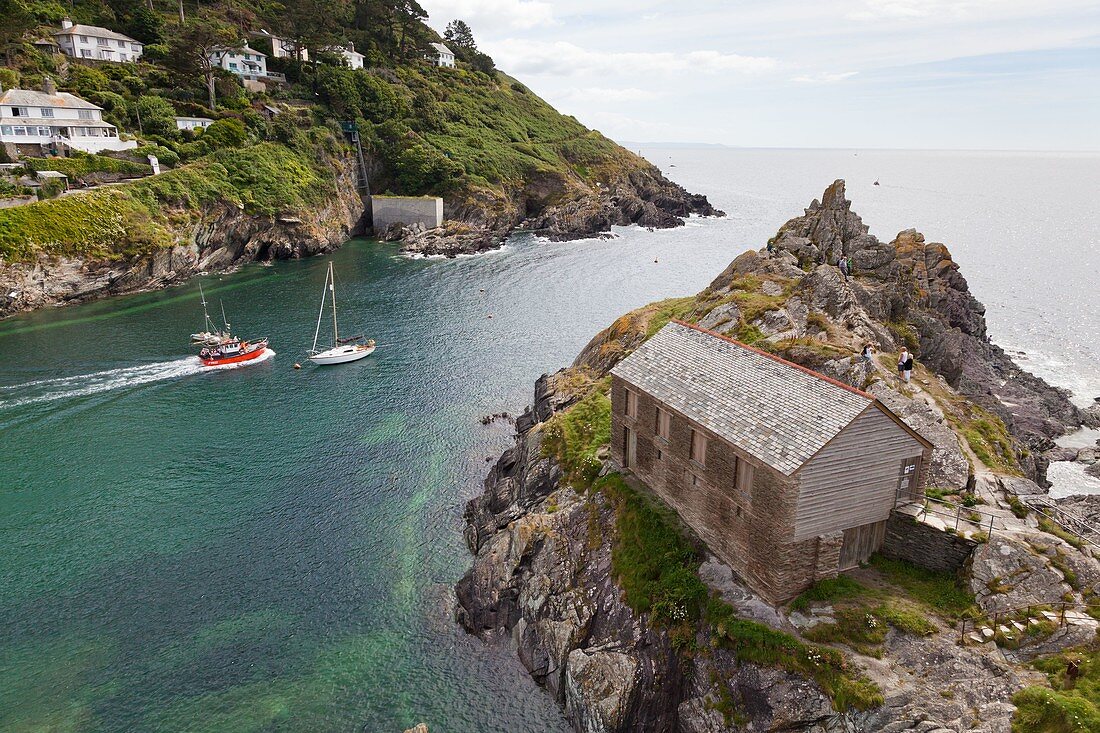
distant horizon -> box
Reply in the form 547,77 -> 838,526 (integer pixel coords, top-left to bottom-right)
617,142 -> 1100,154
420,0 -> 1100,152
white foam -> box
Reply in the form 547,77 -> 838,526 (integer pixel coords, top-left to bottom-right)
1048,461 -> 1100,499
0,350 -> 274,409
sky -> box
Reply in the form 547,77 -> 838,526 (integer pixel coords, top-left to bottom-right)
418,0 -> 1100,150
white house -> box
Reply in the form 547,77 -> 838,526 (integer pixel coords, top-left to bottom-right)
209,46 -> 268,80
431,43 -> 455,68
53,18 -> 143,63
0,84 -> 136,154
174,116 -> 213,132
333,42 -> 365,70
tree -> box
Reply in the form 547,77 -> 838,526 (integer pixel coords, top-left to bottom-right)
272,0 -> 352,90
470,51 -> 495,75
0,0 -> 35,66
166,12 -> 241,110
443,19 -> 476,52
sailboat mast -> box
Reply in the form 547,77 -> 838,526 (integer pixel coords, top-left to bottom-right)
311,265 -> 329,354
329,261 -> 339,345
199,283 -> 214,332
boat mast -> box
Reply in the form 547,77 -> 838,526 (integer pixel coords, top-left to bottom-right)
199,283 -> 215,333
311,265 -> 329,354
329,261 -> 339,346
219,301 -> 231,334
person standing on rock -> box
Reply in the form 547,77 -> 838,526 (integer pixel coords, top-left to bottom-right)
839,256 -> 849,281
897,348 -> 910,382
861,343 -> 874,364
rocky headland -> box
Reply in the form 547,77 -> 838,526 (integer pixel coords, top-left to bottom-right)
456,181 -> 1100,732
382,159 -> 721,257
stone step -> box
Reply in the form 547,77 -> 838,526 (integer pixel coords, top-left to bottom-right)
968,633 -> 987,644
980,627 -> 995,639
1012,621 -> 1027,632
997,624 -> 1015,637
1042,611 -> 1060,622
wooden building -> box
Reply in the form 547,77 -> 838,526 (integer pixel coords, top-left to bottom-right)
610,320 -> 933,603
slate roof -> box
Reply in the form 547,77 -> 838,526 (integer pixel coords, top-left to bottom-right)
610,320 -> 878,476
53,24 -> 140,44
0,89 -> 102,110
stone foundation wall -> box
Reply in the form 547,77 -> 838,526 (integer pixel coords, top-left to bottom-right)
371,195 -> 443,231
881,511 -> 978,574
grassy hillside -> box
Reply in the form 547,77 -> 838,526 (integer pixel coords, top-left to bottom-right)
0,0 -> 662,264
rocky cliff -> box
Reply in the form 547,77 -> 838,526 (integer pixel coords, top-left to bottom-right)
0,155 -> 366,317
385,159 -> 721,257
456,181 -> 1100,733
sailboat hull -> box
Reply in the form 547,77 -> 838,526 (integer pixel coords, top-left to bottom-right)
308,344 -> 375,365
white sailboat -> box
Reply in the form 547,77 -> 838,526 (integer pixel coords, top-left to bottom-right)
308,262 -> 376,366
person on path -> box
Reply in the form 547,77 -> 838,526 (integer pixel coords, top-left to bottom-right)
897,348 -> 909,382
839,256 -> 849,281
861,343 -> 874,364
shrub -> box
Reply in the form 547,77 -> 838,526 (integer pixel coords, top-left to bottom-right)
134,95 -> 178,138
201,118 -> 248,150
541,388 -> 611,491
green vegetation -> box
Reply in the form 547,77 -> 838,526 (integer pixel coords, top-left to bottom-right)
790,576 -> 867,612
20,154 -> 150,181
540,387 -> 611,491
0,181 -> 33,198
802,603 -> 935,658
1038,518 -> 1086,551
600,474 -> 708,627
869,555 -> 977,621
1013,647 -> 1100,732
962,416 -> 1018,473
644,297 -> 698,337
706,599 -> 884,711
0,138 -> 337,262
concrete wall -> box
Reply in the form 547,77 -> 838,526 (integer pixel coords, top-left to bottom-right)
371,196 -> 443,232
880,511 -> 978,574
610,374 -> 837,603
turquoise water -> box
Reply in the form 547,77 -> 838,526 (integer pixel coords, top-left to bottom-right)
2,148 -> 1097,731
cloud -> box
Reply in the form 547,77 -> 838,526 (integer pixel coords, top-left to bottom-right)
487,39 -> 778,77
557,87 -> 660,103
422,0 -> 555,31
791,71 -> 859,83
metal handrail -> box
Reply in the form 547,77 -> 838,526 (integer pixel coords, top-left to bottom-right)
1018,495 -> 1100,551
894,489 -> 999,538
958,601 -> 1100,645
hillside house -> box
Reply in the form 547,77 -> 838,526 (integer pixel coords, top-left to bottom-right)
431,43 -> 456,68
174,116 -> 213,132
53,18 -> 143,62
334,42 -> 365,70
610,320 -> 933,603
209,46 -> 268,90
0,84 -> 135,154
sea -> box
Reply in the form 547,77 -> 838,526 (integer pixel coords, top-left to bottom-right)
1,147 -> 1098,732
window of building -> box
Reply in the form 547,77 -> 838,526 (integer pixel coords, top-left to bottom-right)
13,126 -> 27,136
81,49 -> 92,58
0,125 -> 11,135
40,108 -> 53,118
736,459 -> 754,495
11,106 -> 28,117
229,62 -> 239,70
656,448 -> 663,462
97,37 -> 109,46
686,471 -> 702,489
624,389 -> 638,419
78,110 -> 94,120
690,429 -> 707,466
656,407 -> 670,441
79,36 -> 88,43
117,40 -> 125,48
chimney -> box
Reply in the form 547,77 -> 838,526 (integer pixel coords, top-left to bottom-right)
43,76 -> 57,95
347,42 -> 355,53
61,17 -> 73,30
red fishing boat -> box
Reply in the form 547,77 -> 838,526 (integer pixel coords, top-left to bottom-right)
198,336 -> 270,367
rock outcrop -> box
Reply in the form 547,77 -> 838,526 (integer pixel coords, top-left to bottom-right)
0,157 -> 366,317
457,181 -> 1093,733
397,162 -> 721,257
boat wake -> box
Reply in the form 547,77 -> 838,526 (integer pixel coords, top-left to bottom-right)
0,350 -> 275,410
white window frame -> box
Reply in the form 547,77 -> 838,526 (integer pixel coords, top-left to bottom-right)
40,108 -> 54,118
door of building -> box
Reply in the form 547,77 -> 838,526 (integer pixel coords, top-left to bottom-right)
897,456 -> 922,502
839,520 -> 887,570
624,427 -> 637,469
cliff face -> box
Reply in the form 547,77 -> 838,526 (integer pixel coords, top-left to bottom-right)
456,181 -> 1096,733
0,156 -> 365,317
388,158 -> 721,257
